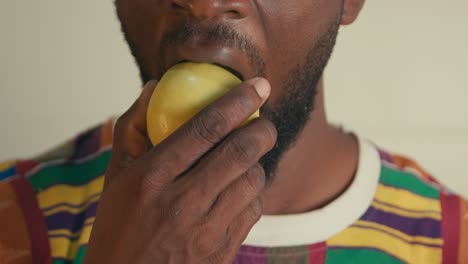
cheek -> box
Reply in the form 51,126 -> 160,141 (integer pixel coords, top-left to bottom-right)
258,1 -> 340,104
117,0 -> 165,77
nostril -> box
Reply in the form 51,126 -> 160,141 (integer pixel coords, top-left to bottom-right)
170,0 -> 250,20
226,10 -> 242,19
171,0 -> 192,11
171,2 -> 184,10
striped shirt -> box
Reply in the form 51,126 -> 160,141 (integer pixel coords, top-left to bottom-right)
0,118 -> 467,264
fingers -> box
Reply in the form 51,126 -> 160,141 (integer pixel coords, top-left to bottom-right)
206,164 -> 265,226
183,117 -> 276,208
206,199 -> 263,263
195,165 -> 265,263
144,77 -> 271,185
106,80 -> 157,183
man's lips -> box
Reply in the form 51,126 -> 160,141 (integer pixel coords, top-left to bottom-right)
162,43 -> 253,81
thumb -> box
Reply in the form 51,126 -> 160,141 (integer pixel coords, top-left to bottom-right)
105,80 -> 157,185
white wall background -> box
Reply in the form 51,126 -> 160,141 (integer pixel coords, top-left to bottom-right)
0,1 -> 467,196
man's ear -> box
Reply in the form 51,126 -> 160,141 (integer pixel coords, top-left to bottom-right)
341,0 -> 366,25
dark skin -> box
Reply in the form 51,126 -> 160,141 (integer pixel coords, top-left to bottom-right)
84,0 -> 365,263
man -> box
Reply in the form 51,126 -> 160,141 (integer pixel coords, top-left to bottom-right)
1,0 -> 467,263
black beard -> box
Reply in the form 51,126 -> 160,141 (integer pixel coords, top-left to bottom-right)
259,22 -> 340,183
119,19 -> 340,182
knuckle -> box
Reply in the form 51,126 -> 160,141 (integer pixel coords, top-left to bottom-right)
114,112 -> 142,144
206,226 -> 234,263
243,165 -> 266,194
171,218 -> 188,240
155,195 -> 190,239
160,196 -> 180,220
114,114 -> 130,135
161,192 -> 190,220
192,107 -> 230,145
226,133 -> 259,166
140,176 -> 164,200
170,188 -> 203,220
258,118 -> 278,150
252,163 -> 266,180
220,226 -> 232,250
139,159 -> 171,193
133,93 -> 147,109
146,154 -> 173,178
235,84 -> 258,110
247,198 -> 263,221
193,226 -> 220,257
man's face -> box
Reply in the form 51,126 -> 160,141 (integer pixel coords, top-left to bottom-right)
115,0 -> 344,180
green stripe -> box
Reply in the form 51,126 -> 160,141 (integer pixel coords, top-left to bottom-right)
52,260 -> 66,264
73,246 -> 87,264
267,246 -> 309,263
29,150 -> 111,191
326,248 -> 404,264
380,165 -> 439,199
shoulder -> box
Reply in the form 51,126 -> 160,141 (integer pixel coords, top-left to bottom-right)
0,118 -> 115,263
376,148 -> 468,263
0,118 -> 114,182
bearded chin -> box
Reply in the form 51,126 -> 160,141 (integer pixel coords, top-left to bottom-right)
123,19 -> 340,183
259,21 -> 340,183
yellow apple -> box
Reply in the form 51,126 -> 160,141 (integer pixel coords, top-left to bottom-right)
147,62 -> 260,146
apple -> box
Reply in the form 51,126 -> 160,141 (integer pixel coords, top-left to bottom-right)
147,62 -> 260,146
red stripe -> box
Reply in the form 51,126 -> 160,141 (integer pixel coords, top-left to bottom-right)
16,159 -> 39,175
309,242 -> 326,263
440,192 -> 461,264
11,176 -> 51,264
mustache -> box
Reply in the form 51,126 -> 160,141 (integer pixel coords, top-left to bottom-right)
160,22 -> 266,76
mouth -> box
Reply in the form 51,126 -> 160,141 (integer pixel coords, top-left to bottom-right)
162,44 -> 253,83
176,60 -> 244,81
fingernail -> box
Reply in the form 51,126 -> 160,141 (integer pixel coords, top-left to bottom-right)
252,77 -> 270,99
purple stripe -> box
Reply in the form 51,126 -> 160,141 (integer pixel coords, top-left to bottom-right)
42,192 -> 101,212
378,149 -> 394,163
361,206 -> 441,238
353,224 -> 441,248
72,126 -> 102,160
373,198 -> 440,215
234,245 -> 267,263
46,201 -> 97,233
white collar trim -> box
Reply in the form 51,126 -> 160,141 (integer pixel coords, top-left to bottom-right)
243,136 -> 381,247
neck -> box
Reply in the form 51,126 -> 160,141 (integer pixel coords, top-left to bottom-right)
262,78 -> 359,215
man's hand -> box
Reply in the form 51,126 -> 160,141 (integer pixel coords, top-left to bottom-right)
83,78 -> 276,263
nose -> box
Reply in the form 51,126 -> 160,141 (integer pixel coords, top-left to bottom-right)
171,0 -> 251,20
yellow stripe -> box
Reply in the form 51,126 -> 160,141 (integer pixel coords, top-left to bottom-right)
371,200 -> 441,221
77,216 -> 93,244
49,229 -> 80,239
49,224 -> 93,259
375,184 -> 441,213
43,194 -> 101,216
0,160 -> 15,172
328,225 -> 442,263
37,176 -> 104,209
355,220 -> 442,246
84,217 -> 95,225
